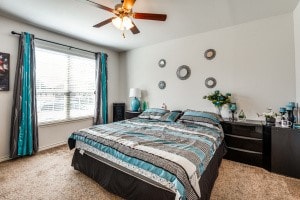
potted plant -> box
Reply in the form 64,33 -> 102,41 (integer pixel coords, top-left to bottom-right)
257,108 -> 277,126
203,90 -> 231,115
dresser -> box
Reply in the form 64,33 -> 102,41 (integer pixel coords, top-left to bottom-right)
271,127 -> 300,178
221,120 -> 271,170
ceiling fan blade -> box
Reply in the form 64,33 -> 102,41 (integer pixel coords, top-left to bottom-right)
85,0 -> 114,13
122,0 -> 136,10
130,21 -> 140,34
93,17 -> 115,28
133,13 -> 167,21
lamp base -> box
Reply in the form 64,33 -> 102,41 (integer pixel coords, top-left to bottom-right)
131,97 -> 140,112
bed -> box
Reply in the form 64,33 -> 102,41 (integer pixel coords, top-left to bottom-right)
68,109 -> 226,200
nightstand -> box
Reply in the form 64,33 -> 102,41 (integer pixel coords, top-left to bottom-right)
125,111 -> 142,119
271,127 -> 300,178
221,120 -> 271,170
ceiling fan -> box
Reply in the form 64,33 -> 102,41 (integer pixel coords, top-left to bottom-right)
85,0 -> 167,35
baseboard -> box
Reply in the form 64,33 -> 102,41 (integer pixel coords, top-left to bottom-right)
0,141 -> 67,163
39,141 -> 67,152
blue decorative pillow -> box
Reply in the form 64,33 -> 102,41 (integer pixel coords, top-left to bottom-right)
138,108 -> 170,119
178,109 -> 222,125
160,111 -> 181,122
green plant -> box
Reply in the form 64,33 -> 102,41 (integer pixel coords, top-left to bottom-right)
203,90 -> 231,108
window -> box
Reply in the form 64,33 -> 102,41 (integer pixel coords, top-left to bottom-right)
35,47 -> 95,124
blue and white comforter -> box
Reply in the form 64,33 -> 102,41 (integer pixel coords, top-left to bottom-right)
68,118 -> 224,200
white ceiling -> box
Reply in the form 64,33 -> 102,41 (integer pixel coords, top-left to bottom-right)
0,0 -> 299,52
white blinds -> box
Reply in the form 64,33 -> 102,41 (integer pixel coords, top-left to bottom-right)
35,47 -> 96,124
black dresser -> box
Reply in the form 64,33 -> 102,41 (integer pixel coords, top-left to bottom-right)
221,120 -> 271,170
271,127 -> 300,178
113,103 -> 125,122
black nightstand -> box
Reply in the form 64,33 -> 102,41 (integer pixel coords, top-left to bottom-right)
271,127 -> 300,178
221,120 -> 271,170
125,111 -> 142,119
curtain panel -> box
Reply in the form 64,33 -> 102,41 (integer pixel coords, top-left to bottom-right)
10,32 -> 39,158
94,52 -> 108,125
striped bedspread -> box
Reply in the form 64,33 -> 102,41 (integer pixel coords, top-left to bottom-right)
68,118 -> 224,200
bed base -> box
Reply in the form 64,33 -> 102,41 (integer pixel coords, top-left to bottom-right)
71,141 -> 226,200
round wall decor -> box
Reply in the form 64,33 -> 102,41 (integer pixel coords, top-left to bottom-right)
204,49 -> 216,60
176,65 -> 191,80
205,77 -> 217,88
158,59 -> 166,68
158,81 -> 166,89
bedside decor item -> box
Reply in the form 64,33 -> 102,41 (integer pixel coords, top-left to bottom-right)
129,88 -> 141,112
238,109 -> 246,121
203,90 -> 231,114
176,65 -> 191,80
286,102 -> 295,127
229,103 -> 237,122
279,107 -> 287,120
158,81 -> 166,89
258,108 -> 277,126
281,120 -> 292,128
158,59 -> 166,68
204,49 -> 216,60
0,52 -> 10,91
205,77 -> 217,88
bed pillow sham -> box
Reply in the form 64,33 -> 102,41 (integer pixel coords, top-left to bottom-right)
178,109 -> 222,126
138,108 -> 170,119
159,111 -> 182,122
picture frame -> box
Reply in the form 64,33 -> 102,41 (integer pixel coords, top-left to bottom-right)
0,52 -> 10,91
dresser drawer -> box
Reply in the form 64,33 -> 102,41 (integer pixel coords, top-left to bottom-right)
225,134 -> 262,153
224,147 -> 263,167
231,124 -> 263,139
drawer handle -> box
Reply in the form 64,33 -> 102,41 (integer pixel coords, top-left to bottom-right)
226,134 -> 262,141
227,147 -> 262,155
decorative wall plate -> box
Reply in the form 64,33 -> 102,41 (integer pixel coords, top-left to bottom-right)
204,49 -> 216,60
205,77 -> 217,88
158,59 -> 166,68
158,81 -> 166,89
176,65 -> 191,80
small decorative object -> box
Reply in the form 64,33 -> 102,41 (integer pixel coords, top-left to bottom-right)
286,102 -> 295,127
229,103 -> 237,122
142,101 -> 148,111
176,65 -> 191,80
281,120 -> 292,128
204,49 -> 216,60
279,107 -> 287,120
257,108 -> 277,126
205,77 -> 217,88
203,90 -> 231,115
0,52 -> 10,91
238,109 -> 246,121
158,81 -> 166,89
161,103 -> 167,109
129,88 -> 141,112
158,59 -> 166,68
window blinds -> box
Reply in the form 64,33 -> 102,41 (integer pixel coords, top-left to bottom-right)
35,47 -> 96,124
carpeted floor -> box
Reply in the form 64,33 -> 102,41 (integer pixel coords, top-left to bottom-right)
0,145 -> 299,200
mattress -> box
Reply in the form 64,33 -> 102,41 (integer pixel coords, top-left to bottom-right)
68,118 -> 225,200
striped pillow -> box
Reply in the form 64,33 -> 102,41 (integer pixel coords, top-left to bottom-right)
138,108 -> 170,119
159,111 -> 181,122
179,109 -> 222,125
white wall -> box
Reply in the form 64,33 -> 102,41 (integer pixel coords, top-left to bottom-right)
0,15 -> 121,161
295,2 -> 300,102
120,14 -> 295,120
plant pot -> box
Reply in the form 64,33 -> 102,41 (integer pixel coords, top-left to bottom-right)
266,117 -> 276,126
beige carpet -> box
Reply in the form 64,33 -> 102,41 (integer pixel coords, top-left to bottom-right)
0,145 -> 299,200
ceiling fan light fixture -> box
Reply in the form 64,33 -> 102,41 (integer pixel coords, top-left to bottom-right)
112,16 -> 134,31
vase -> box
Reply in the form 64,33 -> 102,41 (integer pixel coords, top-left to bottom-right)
215,106 -> 222,115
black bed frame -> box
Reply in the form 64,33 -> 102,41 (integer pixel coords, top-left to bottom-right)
71,141 -> 226,200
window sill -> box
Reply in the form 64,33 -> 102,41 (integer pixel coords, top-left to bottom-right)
38,116 -> 93,127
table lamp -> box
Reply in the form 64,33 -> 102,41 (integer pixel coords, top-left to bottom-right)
129,88 -> 141,112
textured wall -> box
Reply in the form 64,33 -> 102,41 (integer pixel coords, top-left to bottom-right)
120,14 -> 296,120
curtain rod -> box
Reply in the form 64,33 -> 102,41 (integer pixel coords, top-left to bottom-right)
11,31 -> 96,54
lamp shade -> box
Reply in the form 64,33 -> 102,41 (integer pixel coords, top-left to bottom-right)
129,88 -> 141,98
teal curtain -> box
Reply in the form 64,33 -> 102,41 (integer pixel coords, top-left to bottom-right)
10,32 -> 38,158
94,52 -> 108,125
